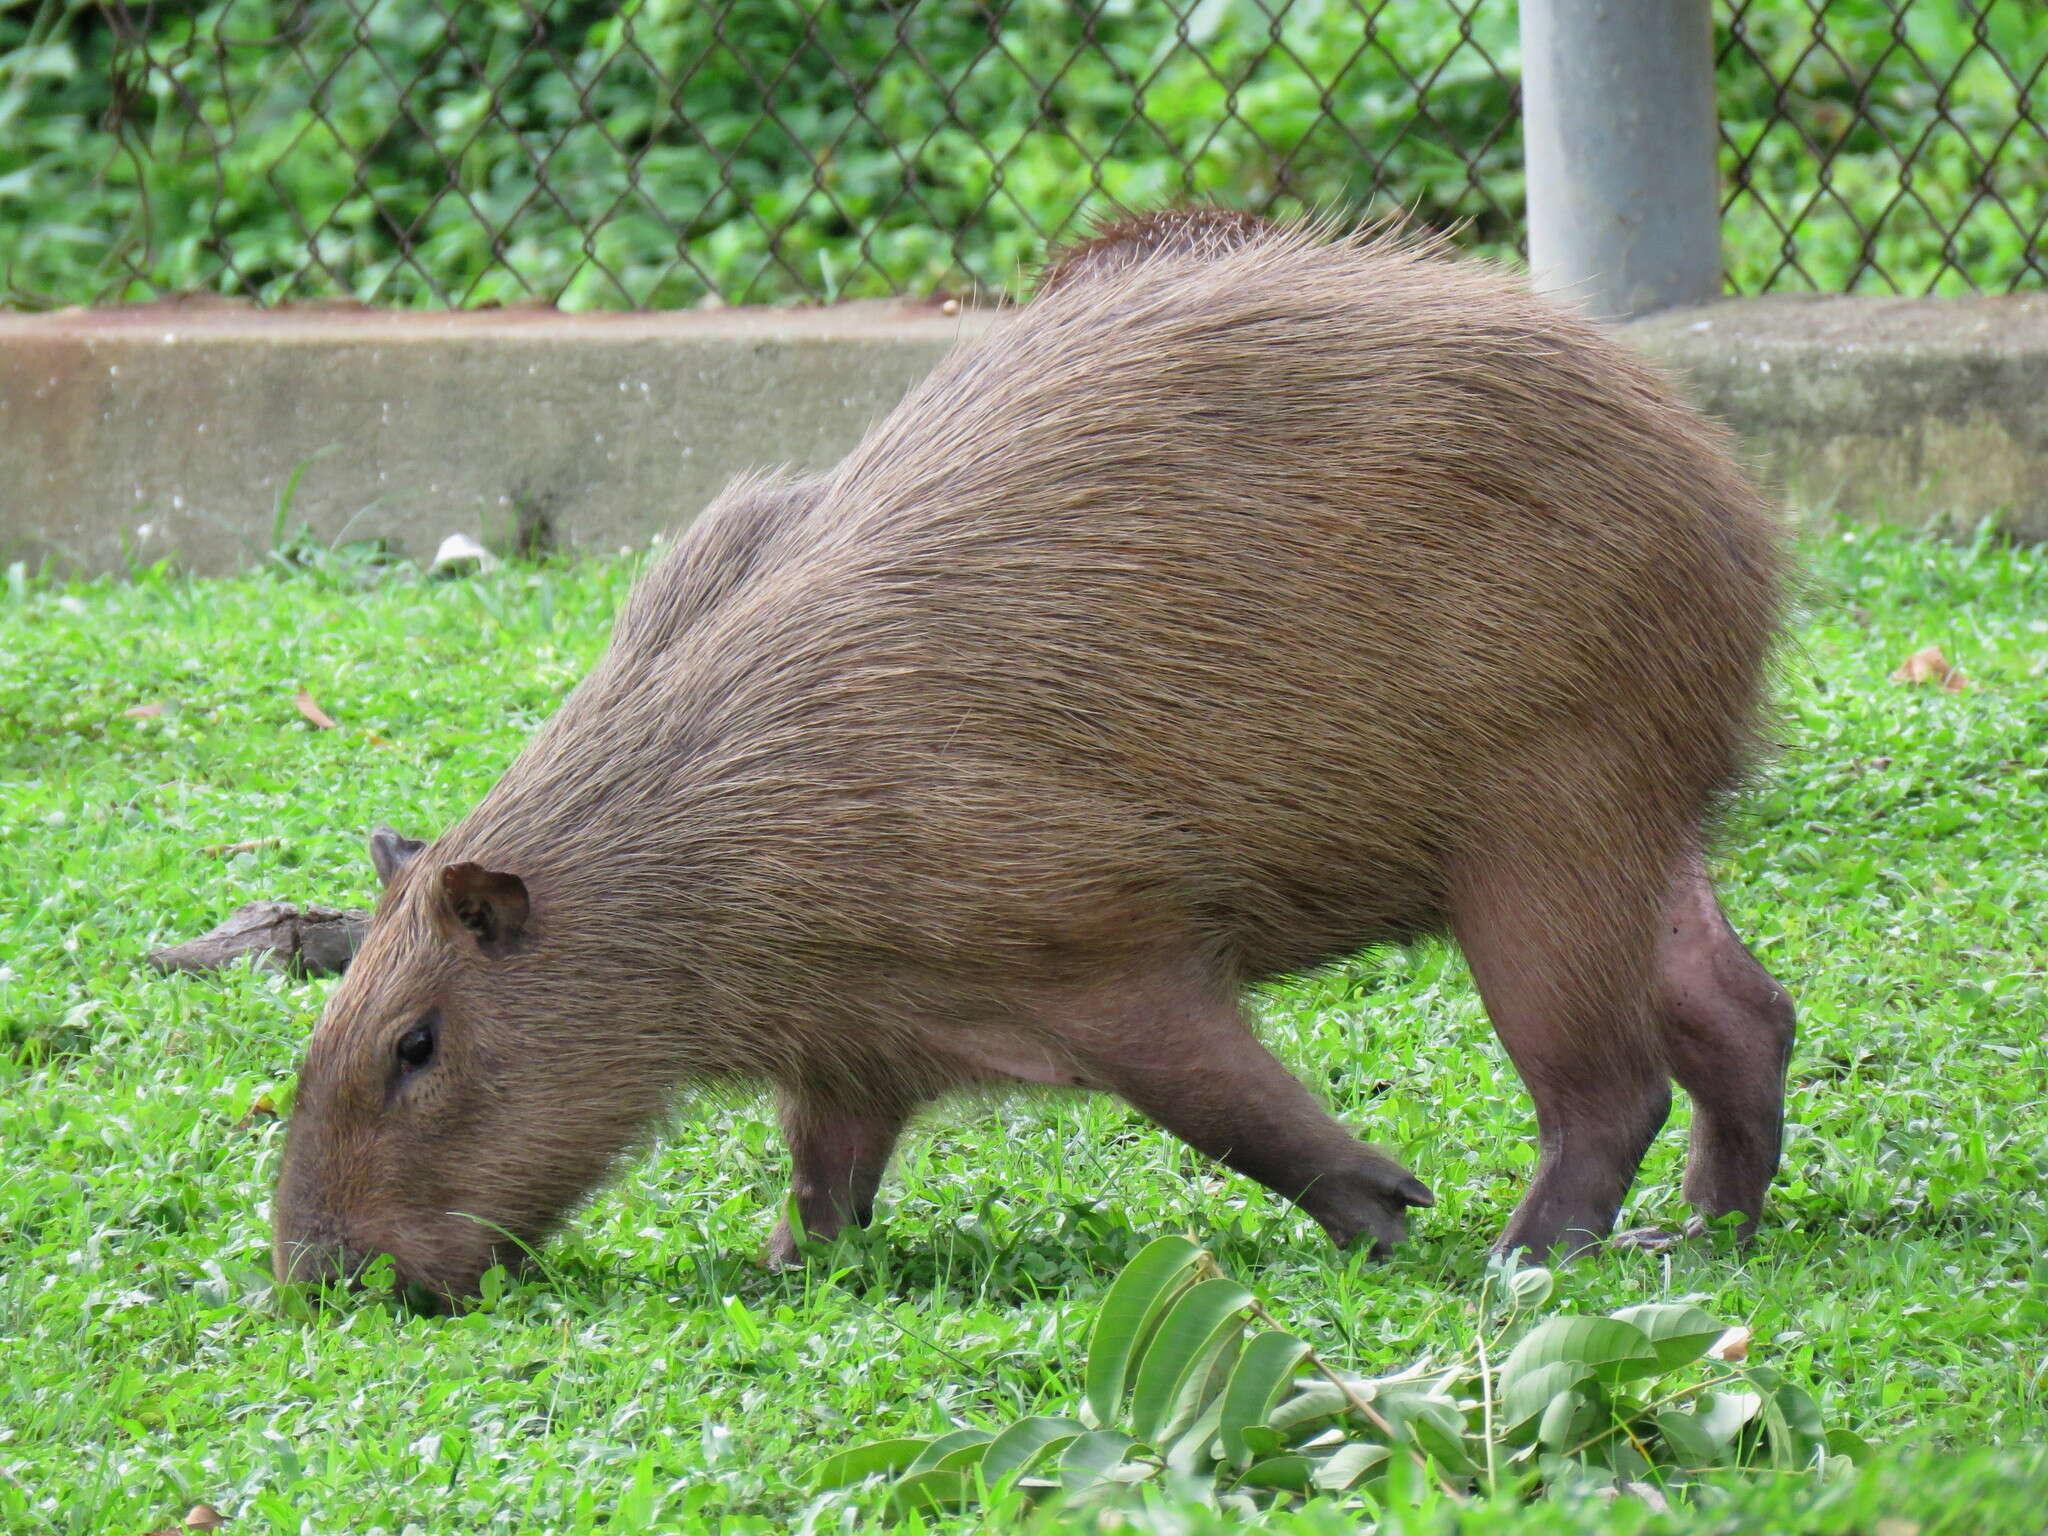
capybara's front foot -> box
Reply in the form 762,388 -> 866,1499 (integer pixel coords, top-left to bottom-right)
762,1218 -> 806,1270
1299,1156 -> 1436,1257
765,1220 -> 802,1269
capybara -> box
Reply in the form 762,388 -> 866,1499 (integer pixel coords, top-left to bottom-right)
1036,206 -> 1274,293
273,215 -> 1796,1301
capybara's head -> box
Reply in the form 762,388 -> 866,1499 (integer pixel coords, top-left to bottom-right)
270,827 -> 667,1302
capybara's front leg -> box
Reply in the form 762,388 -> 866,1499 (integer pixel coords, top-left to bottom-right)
1066,970 -> 1434,1255
764,1087 -> 909,1267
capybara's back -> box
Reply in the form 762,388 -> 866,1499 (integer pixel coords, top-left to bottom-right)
275,219 -> 1796,1300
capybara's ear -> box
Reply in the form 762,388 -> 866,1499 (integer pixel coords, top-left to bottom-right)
369,826 -> 428,889
438,863 -> 531,957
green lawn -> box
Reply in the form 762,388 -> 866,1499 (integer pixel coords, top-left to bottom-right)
1,522 -> 2043,1534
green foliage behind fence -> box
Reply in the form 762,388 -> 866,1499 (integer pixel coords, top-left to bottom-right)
1,0 -> 2042,309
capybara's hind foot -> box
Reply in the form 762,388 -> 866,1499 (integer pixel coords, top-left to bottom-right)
1304,1157 -> 1436,1257
1656,850 -> 1795,1245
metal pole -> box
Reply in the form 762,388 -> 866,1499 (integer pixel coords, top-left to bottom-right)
1519,0 -> 1721,321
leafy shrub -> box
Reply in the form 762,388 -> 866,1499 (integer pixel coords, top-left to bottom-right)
0,0 -> 1519,307
812,1236 -> 1868,1519
1,0 -> 2041,307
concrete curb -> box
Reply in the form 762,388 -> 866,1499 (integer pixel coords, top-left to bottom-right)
0,301 -> 992,574
4,292 -> 2044,575
1627,293 -> 2048,543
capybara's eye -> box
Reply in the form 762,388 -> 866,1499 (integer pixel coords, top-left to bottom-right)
396,1017 -> 436,1071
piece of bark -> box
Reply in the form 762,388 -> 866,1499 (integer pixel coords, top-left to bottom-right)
149,901 -> 371,977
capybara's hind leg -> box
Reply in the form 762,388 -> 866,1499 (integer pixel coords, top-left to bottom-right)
764,1087 -> 910,1267
1068,970 -> 1434,1255
1656,850 -> 1795,1239
1450,833 -> 1674,1259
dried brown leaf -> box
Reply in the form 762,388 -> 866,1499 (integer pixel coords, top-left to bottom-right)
184,1507 -> 226,1532
233,1093 -> 279,1133
200,837 -> 280,858
293,688 -> 338,729
1889,645 -> 1968,692
1706,1324 -> 1752,1363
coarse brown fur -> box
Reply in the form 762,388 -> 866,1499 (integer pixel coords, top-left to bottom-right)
1037,206 -> 1274,294
274,215 -> 1796,1301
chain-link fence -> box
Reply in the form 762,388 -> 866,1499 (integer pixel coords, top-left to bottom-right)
1720,1 -> 2047,294
1,1 -> 2041,309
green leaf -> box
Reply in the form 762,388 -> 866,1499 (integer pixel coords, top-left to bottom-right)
1159,1466 -> 1219,1505
1083,1235 -> 1205,1428
1596,1438 -> 1655,1482
1653,1406 -> 1724,1466
1699,1388 -> 1764,1445
1657,1387 -> 1761,1463
1237,1453 -> 1315,1491
978,1416 -> 1086,1485
1164,1395 -> 1227,1474
1239,1424 -> 1285,1460
935,1440 -> 995,1473
1127,1277 -> 1254,1445
1499,1316 -> 1660,1389
1775,1382 -> 1825,1442
907,1428 -> 993,1473
1763,1380 -> 1827,1467
1311,1441 -> 1391,1491
1505,1265 -> 1555,1310
1825,1427 -> 1873,1466
1383,1438 -> 1430,1506
1058,1429 -> 1141,1492
1538,1450 -> 1617,1498
1537,1387 -> 1602,1453
1402,1397 -> 1477,1474
889,1467 -> 969,1514
1609,1303 -> 1727,1371
1267,1382 -> 1348,1434
1219,1331 -> 1312,1467
1500,1359 -> 1594,1439
809,1437 -> 931,1490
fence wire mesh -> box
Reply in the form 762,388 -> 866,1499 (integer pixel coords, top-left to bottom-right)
1,1 -> 2041,309
1720,1 -> 2047,294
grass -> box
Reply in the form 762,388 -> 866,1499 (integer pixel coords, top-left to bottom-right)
1,521 -> 2044,1534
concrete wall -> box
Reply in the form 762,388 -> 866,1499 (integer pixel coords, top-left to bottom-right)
1627,293 -> 2048,542
4,291 -> 2045,575
0,301 -> 987,574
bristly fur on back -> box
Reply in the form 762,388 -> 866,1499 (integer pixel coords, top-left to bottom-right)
448,214 -> 1783,1039
1036,206 -> 1449,296
1036,206 -> 1278,294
